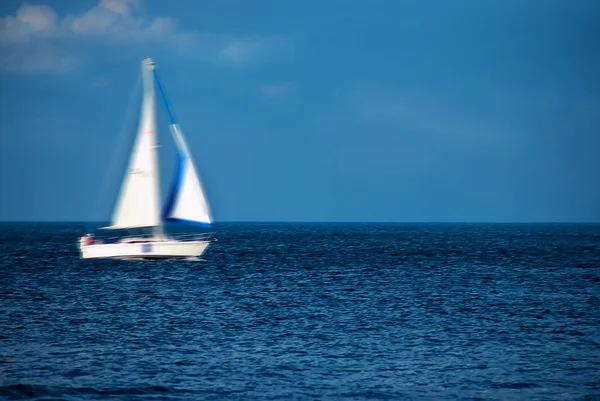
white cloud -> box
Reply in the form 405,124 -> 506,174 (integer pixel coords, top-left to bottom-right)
91,77 -> 111,87
0,0 -> 177,44
145,17 -> 177,37
0,0 -> 183,72
0,44 -> 79,73
69,0 -> 175,41
338,88 -> 523,155
71,3 -> 136,37
0,1 -> 293,73
316,86 -> 519,175
0,3 -> 60,44
260,83 -> 293,99
218,37 -> 292,67
348,88 -> 501,146
99,0 -> 140,17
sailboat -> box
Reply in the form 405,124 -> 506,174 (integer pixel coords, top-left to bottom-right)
79,57 -> 213,259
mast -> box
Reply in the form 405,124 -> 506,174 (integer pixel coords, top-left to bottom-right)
146,57 -> 163,238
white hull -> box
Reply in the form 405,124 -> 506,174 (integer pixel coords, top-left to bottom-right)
80,239 -> 210,260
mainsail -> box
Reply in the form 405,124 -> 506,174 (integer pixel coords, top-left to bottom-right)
107,57 -> 161,230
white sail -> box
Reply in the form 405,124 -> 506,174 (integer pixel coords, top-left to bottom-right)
163,123 -> 212,225
106,57 -> 161,230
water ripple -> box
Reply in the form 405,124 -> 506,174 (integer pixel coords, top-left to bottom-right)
0,222 -> 599,400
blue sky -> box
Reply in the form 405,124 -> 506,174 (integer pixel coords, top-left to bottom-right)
0,0 -> 599,222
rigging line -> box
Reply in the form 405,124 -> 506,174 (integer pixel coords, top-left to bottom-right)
86,73 -> 143,231
153,69 -> 177,125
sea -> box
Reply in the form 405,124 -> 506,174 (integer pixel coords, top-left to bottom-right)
1,222 -> 599,400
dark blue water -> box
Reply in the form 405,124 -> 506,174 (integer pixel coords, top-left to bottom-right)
1,223 -> 599,400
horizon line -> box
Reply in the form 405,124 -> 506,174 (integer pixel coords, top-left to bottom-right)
1,220 -> 599,225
